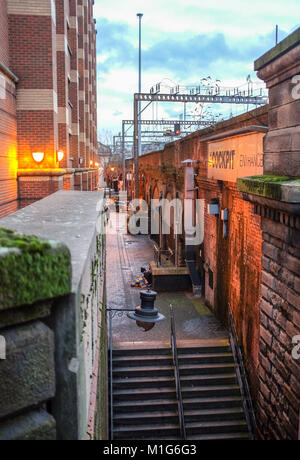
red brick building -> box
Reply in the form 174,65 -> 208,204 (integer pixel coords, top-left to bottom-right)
0,0 -> 98,216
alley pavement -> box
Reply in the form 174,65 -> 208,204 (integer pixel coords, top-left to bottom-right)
106,212 -> 228,348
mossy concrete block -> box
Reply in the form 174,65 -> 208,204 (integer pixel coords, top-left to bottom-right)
0,321 -> 55,418
237,175 -> 300,202
0,410 -> 56,440
0,228 -> 71,311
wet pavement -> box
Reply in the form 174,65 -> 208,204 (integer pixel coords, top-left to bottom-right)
106,212 -> 228,348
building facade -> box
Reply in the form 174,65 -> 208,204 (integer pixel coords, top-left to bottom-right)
0,0 -> 98,216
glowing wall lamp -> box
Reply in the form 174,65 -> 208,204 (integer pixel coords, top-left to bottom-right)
32,152 -> 45,163
90,160 -> 93,167
57,150 -> 64,162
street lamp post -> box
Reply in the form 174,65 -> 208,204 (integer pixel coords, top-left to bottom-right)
135,13 -> 143,199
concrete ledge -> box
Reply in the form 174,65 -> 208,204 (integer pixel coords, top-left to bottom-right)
150,261 -> 189,276
0,410 -> 56,440
17,169 -> 67,177
0,191 -> 103,293
237,175 -> 300,203
0,228 -> 71,311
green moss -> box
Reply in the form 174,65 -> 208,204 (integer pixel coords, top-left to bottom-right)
0,228 -> 71,311
237,175 -> 300,201
0,228 -> 52,253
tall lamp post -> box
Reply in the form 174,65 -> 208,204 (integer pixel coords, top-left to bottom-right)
135,13 -> 143,199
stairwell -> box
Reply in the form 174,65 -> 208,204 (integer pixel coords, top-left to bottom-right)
110,340 -> 250,440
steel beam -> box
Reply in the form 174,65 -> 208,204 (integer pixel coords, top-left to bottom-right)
134,92 -> 268,105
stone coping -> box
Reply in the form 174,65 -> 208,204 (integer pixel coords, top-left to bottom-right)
237,175 -> 300,203
0,229 -> 71,311
0,191 -> 104,294
150,261 -> 189,276
18,169 -> 67,177
254,27 -> 300,71
200,125 -> 268,143
112,338 -> 229,350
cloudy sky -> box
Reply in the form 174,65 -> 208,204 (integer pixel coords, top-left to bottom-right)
94,0 -> 299,144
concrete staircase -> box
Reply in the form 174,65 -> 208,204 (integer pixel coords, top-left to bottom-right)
111,340 -> 250,440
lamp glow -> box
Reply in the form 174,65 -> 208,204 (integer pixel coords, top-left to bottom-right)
32,152 -> 44,163
57,150 -> 64,162
90,160 -> 93,166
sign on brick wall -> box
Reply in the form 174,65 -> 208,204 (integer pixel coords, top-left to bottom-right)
207,132 -> 264,182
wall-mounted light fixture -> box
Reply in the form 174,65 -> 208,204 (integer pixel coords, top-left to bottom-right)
95,162 -> 99,167
221,208 -> 229,239
57,150 -> 64,162
32,152 -> 44,163
90,160 -> 93,167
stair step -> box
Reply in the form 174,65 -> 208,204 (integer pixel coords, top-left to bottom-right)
114,407 -> 245,426
112,374 -> 237,390
181,374 -> 237,386
182,385 -> 241,398
113,387 -> 176,401
183,396 -> 243,410
112,348 -> 171,357
185,419 -> 248,435
187,432 -> 250,440
177,346 -> 231,354
179,363 -> 236,375
114,399 -> 178,413
114,423 -> 180,440
113,384 -> 240,402
114,410 -> 178,425
113,376 -> 175,389
112,355 -> 173,367
113,365 -> 174,378
113,396 -> 244,414
178,353 -> 234,364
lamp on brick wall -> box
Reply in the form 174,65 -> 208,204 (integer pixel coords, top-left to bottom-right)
57,150 -> 64,162
32,152 -> 44,163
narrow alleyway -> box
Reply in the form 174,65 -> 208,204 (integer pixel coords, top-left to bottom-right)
106,212 -> 228,346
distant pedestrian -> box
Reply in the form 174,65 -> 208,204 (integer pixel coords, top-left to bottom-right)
131,266 -> 152,288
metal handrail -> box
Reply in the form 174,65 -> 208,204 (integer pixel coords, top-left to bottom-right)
170,304 -> 186,440
109,310 -> 113,440
107,308 -> 137,440
228,304 -> 256,440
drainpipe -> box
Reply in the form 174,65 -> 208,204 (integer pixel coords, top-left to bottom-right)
183,159 -> 202,297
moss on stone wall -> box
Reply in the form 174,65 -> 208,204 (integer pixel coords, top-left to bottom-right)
0,228 -> 71,311
237,175 -> 300,201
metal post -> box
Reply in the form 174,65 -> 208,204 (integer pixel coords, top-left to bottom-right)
136,13 -> 143,199
134,97 -> 139,199
122,121 -> 125,191
276,25 -> 279,45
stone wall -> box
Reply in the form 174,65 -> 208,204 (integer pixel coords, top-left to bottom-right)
0,191 -> 107,440
237,28 -> 300,439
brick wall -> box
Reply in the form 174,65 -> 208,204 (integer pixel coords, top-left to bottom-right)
0,0 -> 99,214
0,0 -> 18,217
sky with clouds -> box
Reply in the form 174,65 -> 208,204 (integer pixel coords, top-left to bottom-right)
94,0 -> 300,143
